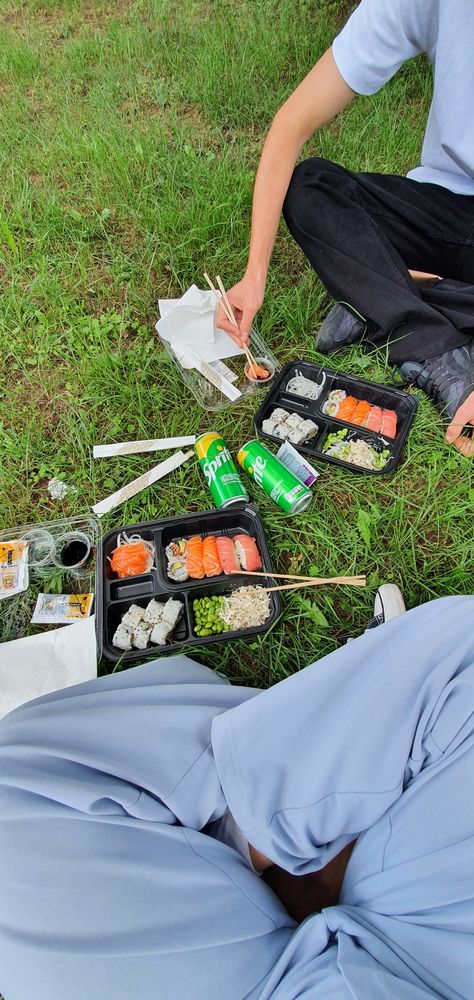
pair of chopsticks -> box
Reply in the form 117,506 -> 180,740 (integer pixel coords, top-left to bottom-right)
230,569 -> 366,593
203,272 -> 260,374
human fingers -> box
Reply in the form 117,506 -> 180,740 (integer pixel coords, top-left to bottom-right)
451,433 -> 474,458
445,390 -> 474,444
239,305 -> 257,345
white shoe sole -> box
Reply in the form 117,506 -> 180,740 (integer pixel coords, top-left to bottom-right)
373,584 -> 406,623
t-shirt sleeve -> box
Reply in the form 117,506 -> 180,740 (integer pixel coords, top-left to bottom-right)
332,0 -> 434,96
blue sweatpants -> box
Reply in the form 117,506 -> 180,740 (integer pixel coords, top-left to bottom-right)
0,596 -> 473,999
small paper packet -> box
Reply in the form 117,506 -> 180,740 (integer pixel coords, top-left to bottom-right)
0,540 -> 29,600
276,442 -> 320,487
31,593 -> 94,625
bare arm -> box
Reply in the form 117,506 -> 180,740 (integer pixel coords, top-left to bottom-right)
218,48 -> 355,343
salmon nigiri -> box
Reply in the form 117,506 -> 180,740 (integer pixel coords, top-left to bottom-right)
350,399 -> 372,426
381,408 -> 397,439
216,535 -> 240,575
336,395 -> 358,422
203,535 -> 222,577
233,534 -> 262,572
186,535 -> 204,579
364,405 -> 383,433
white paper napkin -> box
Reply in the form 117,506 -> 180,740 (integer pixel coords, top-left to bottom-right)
0,615 -> 97,720
156,284 -> 244,364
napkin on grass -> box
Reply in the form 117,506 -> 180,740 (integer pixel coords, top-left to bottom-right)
0,615 -> 97,720
156,284 -> 244,365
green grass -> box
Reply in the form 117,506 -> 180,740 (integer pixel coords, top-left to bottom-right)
0,0 -> 472,686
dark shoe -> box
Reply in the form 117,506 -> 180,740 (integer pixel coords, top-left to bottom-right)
399,344 -> 474,421
366,584 -> 406,629
315,303 -> 367,354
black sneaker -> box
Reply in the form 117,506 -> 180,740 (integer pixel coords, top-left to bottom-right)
315,303 -> 368,354
366,584 -> 406,629
399,344 -> 474,422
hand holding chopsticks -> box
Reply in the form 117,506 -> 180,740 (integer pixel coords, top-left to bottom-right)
203,272 -> 261,373
229,569 -> 366,593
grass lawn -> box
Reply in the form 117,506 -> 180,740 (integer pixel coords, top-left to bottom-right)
0,0 -> 472,686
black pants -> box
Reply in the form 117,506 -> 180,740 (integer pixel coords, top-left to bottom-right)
283,157 -> 474,363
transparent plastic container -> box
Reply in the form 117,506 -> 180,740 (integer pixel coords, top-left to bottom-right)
157,325 -> 280,411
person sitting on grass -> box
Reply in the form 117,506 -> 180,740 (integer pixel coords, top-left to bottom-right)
217,0 -> 474,457
1,586 -> 474,999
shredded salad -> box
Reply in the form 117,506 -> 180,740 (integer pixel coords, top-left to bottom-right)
323,429 -> 390,471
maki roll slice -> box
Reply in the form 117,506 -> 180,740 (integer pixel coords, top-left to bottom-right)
166,539 -> 189,582
112,623 -> 132,651
132,625 -> 152,650
322,389 -> 346,417
121,604 -> 145,629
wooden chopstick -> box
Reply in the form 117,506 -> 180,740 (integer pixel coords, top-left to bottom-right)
265,576 -> 366,593
229,569 -> 366,584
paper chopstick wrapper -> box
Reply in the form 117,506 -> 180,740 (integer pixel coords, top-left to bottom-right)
93,436 -> 196,458
93,450 -> 193,517
173,344 -> 242,401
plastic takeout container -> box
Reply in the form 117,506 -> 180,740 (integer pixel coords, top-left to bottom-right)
0,515 -> 99,643
97,504 -> 282,663
157,325 -> 280,411
254,361 -> 418,475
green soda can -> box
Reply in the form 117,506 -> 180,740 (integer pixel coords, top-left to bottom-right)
195,432 -> 249,508
237,439 -> 312,514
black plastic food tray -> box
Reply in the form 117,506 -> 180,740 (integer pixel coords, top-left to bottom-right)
254,361 -> 418,474
97,504 -> 282,663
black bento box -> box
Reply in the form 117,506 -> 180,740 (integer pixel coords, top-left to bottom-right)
254,360 -> 418,474
97,504 -> 282,663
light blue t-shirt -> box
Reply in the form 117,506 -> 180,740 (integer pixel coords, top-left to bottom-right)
332,0 -> 474,195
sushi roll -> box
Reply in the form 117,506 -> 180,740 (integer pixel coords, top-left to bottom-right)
262,417 -> 278,435
112,623 -> 132,651
283,412 -> 304,432
160,598 -> 184,629
150,621 -> 171,646
381,408 -> 397,438
272,407 -> 291,425
350,400 -> 372,426
336,395 -> 358,422
322,389 -> 346,417
233,534 -> 262,572
186,535 -> 205,579
166,539 -> 189,582
143,598 -> 164,625
132,625 -> 152,650
203,536 -> 222,578
121,604 -> 145,629
288,418 -> 319,445
216,535 -> 240,575
364,405 -> 383,433
272,419 -> 291,440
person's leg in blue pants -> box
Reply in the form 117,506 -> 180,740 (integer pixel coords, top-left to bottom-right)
0,596 -> 473,999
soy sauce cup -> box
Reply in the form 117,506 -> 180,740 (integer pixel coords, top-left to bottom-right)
244,356 -> 275,385
53,531 -> 92,572
21,528 -> 55,568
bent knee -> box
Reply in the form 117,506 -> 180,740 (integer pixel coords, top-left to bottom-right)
283,157 -> 342,229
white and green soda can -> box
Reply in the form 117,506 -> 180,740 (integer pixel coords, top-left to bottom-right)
195,432 -> 249,508
237,439 -> 312,514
